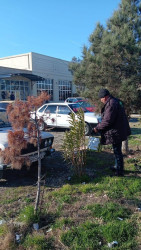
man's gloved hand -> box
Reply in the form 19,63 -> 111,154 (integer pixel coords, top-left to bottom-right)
94,127 -> 98,133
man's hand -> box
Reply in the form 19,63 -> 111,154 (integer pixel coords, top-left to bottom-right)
94,127 -> 98,133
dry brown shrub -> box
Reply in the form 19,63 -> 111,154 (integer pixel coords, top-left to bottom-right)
2,91 -> 50,170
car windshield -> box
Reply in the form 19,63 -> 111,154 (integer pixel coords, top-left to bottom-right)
77,97 -> 84,101
0,103 -> 9,109
68,103 -> 89,113
78,101 -> 94,108
0,101 -> 14,109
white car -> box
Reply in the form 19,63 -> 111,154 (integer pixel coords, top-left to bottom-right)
0,111 -> 54,176
31,103 -> 101,135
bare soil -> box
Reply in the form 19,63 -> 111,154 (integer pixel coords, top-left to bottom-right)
0,128 -> 71,187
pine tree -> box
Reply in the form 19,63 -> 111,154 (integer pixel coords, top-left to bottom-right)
101,0 -> 141,115
70,0 -> 141,115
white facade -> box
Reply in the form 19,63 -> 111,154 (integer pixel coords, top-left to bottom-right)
0,53 -> 32,70
0,52 -> 75,102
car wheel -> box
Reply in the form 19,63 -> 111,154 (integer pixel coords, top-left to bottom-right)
39,122 -> 45,131
85,123 -> 91,136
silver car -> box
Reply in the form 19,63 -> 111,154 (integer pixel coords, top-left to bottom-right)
0,109 -> 54,175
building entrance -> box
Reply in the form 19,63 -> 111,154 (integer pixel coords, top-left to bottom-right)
0,79 -> 29,100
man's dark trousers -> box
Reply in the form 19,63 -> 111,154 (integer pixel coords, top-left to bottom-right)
112,142 -> 124,175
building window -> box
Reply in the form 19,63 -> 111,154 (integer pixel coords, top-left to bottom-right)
58,80 -> 72,101
0,79 -> 29,100
36,79 -> 53,101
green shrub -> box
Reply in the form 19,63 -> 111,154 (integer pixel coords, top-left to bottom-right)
62,109 -> 86,177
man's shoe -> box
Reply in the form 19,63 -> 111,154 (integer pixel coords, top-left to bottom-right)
115,171 -> 124,177
110,166 -> 117,172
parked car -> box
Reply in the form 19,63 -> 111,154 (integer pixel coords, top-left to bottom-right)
0,110 -> 54,176
75,100 -> 96,112
31,103 -> 101,135
0,100 -> 15,109
0,107 -> 9,122
65,97 -> 85,103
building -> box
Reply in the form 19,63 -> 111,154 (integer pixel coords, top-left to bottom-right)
0,52 -> 76,102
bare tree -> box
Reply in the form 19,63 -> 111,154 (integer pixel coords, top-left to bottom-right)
1,92 -> 50,213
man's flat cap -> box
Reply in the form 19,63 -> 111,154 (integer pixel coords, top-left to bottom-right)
98,88 -> 110,98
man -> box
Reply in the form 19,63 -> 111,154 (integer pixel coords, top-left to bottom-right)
10,92 -> 15,100
94,88 -> 131,176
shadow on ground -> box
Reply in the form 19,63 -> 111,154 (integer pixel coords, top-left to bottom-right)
0,149 -> 140,188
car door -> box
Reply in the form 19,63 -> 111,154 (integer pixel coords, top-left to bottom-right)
56,105 -> 72,128
42,105 -> 57,127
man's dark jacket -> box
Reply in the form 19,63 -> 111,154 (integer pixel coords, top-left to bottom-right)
96,95 -> 131,145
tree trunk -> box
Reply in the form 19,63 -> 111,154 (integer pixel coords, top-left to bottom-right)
34,128 -> 41,213
122,140 -> 129,155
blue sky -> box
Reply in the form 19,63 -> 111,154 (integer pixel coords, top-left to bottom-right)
0,0 -> 121,61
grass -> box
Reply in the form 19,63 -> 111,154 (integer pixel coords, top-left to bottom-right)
0,224 -> 8,236
61,220 -> 137,249
18,205 -> 40,224
61,221 -> 103,249
86,202 -> 132,221
49,175 -> 141,199
23,233 -> 54,250
0,116 -> 141,249
53,217 -> 74,229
